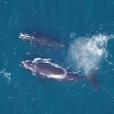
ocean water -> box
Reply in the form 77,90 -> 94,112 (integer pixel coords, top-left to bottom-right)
0,0 -> 114,114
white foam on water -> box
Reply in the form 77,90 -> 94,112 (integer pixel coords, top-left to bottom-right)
0,68 -> 11,82
33,58 -> 52,63
68,34 -> 113,76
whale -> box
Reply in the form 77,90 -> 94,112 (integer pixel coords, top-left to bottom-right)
21,58 -> 67,80
21,58 -> 99,90
19,32 -> 67,49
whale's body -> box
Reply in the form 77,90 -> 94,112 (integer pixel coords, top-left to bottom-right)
21,58 -> 67,80
21,58 -> 99,90
21,58 -> 89,81
19,32 -> 67,49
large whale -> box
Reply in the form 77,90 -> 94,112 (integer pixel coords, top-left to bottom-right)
19,32 -> 67,49
21,58 -> 99,90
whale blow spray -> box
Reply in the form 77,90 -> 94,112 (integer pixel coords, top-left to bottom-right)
68,34 -> 110,76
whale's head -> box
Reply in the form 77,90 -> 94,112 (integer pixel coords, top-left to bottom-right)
21,60 -> 35,70
19,32 -> 34,41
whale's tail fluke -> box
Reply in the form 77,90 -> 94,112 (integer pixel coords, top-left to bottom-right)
66,72 -> 99,91
87,76 -> 99,91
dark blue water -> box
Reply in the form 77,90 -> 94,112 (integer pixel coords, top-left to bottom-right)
0,0 -> 114,114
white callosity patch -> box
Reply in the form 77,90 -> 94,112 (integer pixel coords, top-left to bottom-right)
68,34 -> 110,76
19,32 -> 34,41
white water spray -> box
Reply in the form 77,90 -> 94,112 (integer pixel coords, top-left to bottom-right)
0,68 -> 11,82
68,34 -> 112,76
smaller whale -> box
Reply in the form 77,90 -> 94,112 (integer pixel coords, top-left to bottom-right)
19,32 -> 67,49
21,58 -> 99,90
